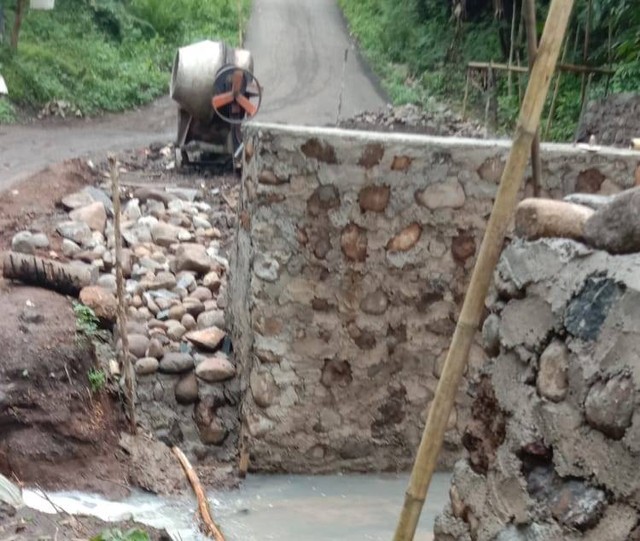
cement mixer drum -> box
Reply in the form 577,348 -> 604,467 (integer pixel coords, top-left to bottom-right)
170,40 -> 261,170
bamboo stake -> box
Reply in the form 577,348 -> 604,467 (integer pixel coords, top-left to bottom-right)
109,155 -> 137,435
507,1 -> 518,97
523,0 -> 542,194
392,1 -> 575,539
544,30 -> 571,139
579,0 -> 592,110
466,61 -> 613,76
173,446 -> 226,541
461,68 -> 470,119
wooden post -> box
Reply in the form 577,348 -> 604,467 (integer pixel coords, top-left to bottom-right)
544,31 -> 570,139
109,155 -> 137,435
579,0 -> 592,111
462,68 -> 470,119
391,0 -> 575,539
524,0 -> 542,195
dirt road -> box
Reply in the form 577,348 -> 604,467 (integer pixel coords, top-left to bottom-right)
0,0 -> 385,190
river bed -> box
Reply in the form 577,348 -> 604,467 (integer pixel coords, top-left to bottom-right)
24,473 -> 451,540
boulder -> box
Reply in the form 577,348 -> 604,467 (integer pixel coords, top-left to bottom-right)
69,202 -> 107,233
174,244 -> 212,274
185,326 -> 226,350
195,355 -> 236,382
584,187 -> 640,254
159,352 -> 194,373
79,285 -> 117,323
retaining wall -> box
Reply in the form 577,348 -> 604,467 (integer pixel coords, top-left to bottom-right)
229,123 -> 640,472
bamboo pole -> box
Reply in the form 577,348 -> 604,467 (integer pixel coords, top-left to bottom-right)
544,31 -> 571,139
466,61 -> 613,76
173,447 -> 226,541
579,0 -> 592,110
507,2 -> 518,97
109,155 -> 137,435
392,0 -> 575,539
523,0 -> 542,194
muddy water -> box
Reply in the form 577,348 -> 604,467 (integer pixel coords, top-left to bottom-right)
24,473 -> 450,541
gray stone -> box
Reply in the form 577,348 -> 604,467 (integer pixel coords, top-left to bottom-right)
122,223 -> 152,246
69,202 -> 107,233
202,271 -> 222,292
62,238 -> 81,257
57,220 -> 92,245
153,271 -> 177,290
536,340 -> 569,402
549,480 -> 606,530
585,373 -> 634,439
584,187 -> 640,254
177,273 -> 197,292
135,357 -> 159,375
151,222 -> 181,247
174,244 -> 212,273
175,373 -> 199,405
166,322 -> 187,341
564,193 -> 614,210
482,313 -> 501,357
500,297 -> 554,351
84,186 -> 114,215
146,338 -> 165,359
191,286 -> 213,302
128,334 -> 150,358
167,187 -> 199,202
61,190 -> 95,210
195,355 -> 236,382
97,273 -> 117,293
181,313 -> 197,330
193,216 -> 212,229
11,231 -> 36,254
565,276 -> 623,341
183,298 -> 205,317
197,310 -> 226,330
254,254 -> 280,282
159,352 -> 194,373
123,199 -> 142,221
359,290 -> 388,315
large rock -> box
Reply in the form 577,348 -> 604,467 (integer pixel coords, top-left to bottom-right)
159,352 -> 194,373
197,310 -> 226,329
151,222 -> 182,247
584,373 -> 634,439
128,334 -> 150,358
515,198 -> 594,241
185,326 -> 226,350
69,202 -> 107,233
135,357 -> 159,376
584,187 -> 640,254
416,179 -> 466,209
174,243 -> 212,273
79,285 -> 117,322
11,231 -> 48,254
57,221 -> 92,245
61,190 -> 95,210
195,355 -> 236,382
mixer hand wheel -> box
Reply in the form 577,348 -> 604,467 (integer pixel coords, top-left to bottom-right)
211,66 -> 262,125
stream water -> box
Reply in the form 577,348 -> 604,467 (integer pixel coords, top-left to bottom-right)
24,473 -> 451,540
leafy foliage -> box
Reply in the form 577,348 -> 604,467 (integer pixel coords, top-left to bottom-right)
87,367 -> 107,393
0,0 -> 250,120
91,528 -> 150,541
340,0 -> 640,140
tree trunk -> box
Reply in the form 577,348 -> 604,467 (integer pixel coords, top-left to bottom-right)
2,252 -> 97,295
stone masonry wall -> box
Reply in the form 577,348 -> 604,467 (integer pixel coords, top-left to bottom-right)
229,123 -> 640,473
435,238 -> 640,540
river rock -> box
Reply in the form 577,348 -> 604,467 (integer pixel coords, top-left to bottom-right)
57,220 -> 92,245
416,179 -> 466,209
195,355 -> 236,382
97,273 -> 117,293
197,310 -> 226,330
536,341 -> 569,402
61,190 -> 95,210
146,338 -> 164,359
181,313 -> 197,330
177,273 -> 197,292
151,222 -> 181,247
360,290 -> 388,315
174,243 -> 212,273
250,370 -> 278,408
186,326 -> 226,350
124,199 -> 142,221
202,271 -> 221,292
168,304 -> 187,321
183,298 -> 205,317
166,322 -> 187,341
159,352 -> 194,373
584,373 -> 634,439
128,334 -> 150,358
175,373 -> 199,405
79,285 -> 117,322
62,238 -> 81,257
191,286 -> 213,302
11,231 -> 37,254
135,357 -> 159,376
69,202 -> 107,233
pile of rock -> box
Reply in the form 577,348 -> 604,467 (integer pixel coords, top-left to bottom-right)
9,179 -> 241,461
338,103 -> 488,139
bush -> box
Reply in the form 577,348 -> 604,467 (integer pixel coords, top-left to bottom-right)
0,0 -> 250,119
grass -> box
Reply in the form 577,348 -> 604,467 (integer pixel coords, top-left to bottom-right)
0,0 -> 251,121
91,528 -> 150,541
338,0 -> 640,142
87,367 -> 107,393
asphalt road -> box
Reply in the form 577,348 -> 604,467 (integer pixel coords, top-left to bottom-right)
244,0 -> 387,125
0,0 -> 386,190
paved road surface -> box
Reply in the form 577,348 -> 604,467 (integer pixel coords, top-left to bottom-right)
0,0 -> 386,190
245,0 -> 387,125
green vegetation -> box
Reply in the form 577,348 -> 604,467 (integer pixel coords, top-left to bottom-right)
91,528 -> 150,541
0,0 -> 250,120
87,366 -> 107,393
339,0 -> 640,141
73,301 -> 100,336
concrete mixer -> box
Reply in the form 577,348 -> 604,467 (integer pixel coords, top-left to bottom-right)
170,40 -> 262,169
